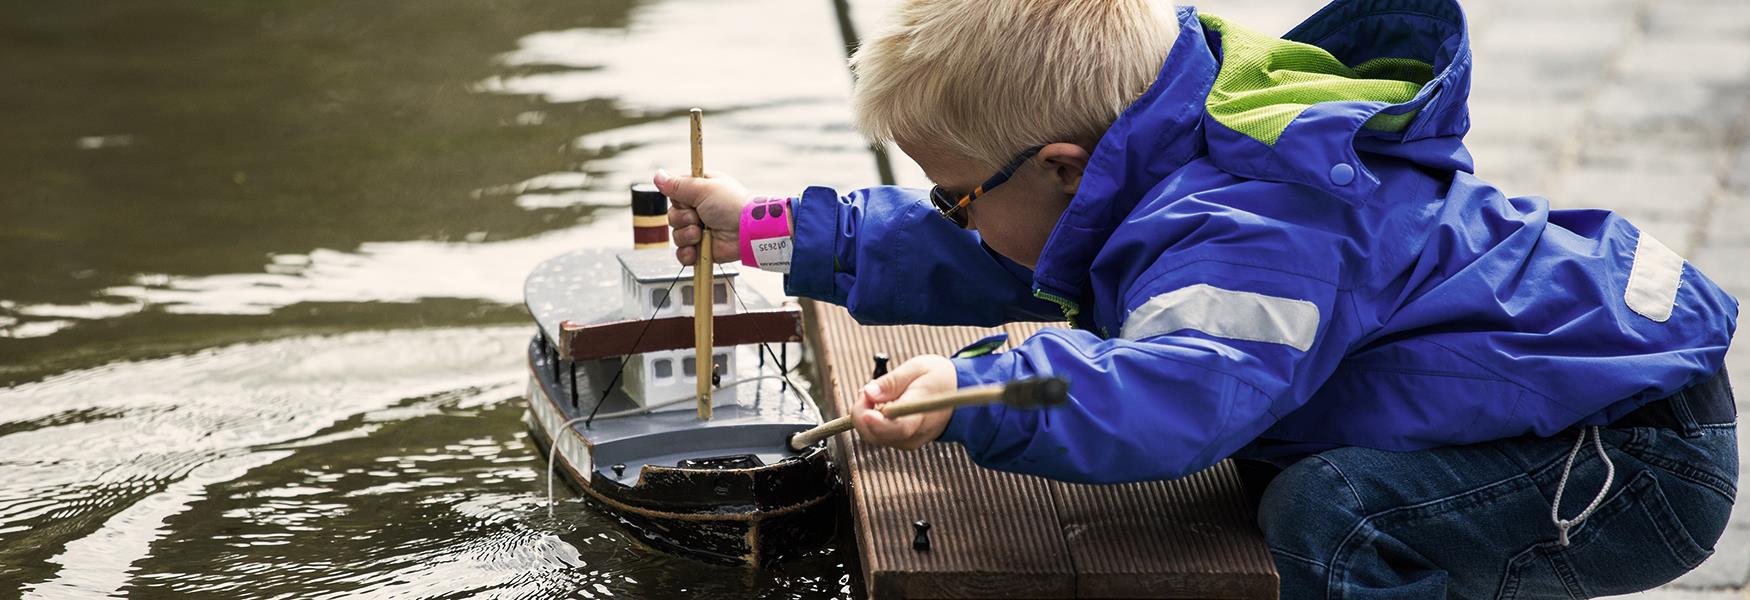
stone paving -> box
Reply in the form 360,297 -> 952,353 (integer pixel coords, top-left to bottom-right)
1199,1 -> 1750,597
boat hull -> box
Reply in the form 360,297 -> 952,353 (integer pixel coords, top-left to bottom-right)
523,334 -> 837,566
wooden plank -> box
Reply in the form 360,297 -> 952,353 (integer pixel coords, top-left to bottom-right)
1054,466 -> 1278,599
804,300 -> 1278,599
807,302 -> 1075,600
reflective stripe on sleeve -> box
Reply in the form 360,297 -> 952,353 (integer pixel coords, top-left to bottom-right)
1120,283 -> 1320,351
1624,231 -> 1685,322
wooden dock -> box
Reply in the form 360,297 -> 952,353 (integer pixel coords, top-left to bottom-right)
804,301 -> 1279,599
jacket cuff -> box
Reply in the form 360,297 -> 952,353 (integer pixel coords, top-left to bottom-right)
782,186 -> 848,303
937,352 -> 1016,447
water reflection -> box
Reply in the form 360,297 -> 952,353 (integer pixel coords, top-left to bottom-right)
2,0 -> 886,595
3,328 -> 523,595
0,0 -> 899,386
1,328 -> 852,598
93,95 -> 878,319
478,0 -> 851,108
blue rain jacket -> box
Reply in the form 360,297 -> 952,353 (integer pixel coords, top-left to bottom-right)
783,0 -> 1738,484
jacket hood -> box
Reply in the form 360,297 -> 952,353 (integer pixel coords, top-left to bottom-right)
1205,0 -> 1474,199
1032,0 -> 1474,310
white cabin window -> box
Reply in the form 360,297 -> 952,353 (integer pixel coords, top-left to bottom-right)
650,288 -> 671,311
682,356 -> 696,377
714,283 -> 728,306
652,358 -> 673,380
681,284 -> 695,307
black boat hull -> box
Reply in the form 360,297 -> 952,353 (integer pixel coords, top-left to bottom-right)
524,334 -> 838,566
525,423 -> 837,565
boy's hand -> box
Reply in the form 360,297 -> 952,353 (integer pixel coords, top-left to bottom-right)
852,355 -> 957,450
654,169 -> 748,266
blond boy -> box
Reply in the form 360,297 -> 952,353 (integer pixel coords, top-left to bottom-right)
658,0 -> 1739,596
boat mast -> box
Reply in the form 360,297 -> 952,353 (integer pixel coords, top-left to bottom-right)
690,108 -> 714,421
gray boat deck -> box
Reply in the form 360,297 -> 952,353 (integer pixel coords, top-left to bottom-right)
523,248 -> 816,483
804,300 -> 1279,599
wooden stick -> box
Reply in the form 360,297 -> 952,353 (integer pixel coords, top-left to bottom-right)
690,108 -> 713,421
786,377 -> 1068,451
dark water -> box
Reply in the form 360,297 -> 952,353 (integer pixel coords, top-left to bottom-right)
0,0 -> 893,596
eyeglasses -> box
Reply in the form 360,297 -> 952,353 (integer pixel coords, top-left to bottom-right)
929,145 -> 1045,228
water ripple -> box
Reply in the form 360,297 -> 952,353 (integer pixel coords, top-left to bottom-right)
0,327 -> 529,595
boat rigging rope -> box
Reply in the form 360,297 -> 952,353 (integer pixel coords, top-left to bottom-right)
587,375 -> 815,420
546,374 -> 818,517
583,264 -> 690,428
717,262 -> 806,403
549,262 -> 816,516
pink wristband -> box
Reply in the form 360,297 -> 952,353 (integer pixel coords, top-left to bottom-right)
739,196 -> 794,273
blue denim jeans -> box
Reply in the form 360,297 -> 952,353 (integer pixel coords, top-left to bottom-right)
1254,405 -> 1738,598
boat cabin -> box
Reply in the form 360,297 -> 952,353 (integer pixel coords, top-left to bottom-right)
615,251 -> 738,409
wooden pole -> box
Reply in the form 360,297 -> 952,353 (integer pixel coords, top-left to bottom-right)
690,108 -> 714,421
786,377 -> 1068,451
787,386 -> 1001,451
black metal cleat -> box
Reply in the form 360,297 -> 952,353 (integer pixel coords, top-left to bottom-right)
873,352 -> 890,379
912,518 -> 932,551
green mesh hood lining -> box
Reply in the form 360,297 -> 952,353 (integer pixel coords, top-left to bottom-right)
1199,13 -> 1434,146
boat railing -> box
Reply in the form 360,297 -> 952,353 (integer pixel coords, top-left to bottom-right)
555,305 -> 803,362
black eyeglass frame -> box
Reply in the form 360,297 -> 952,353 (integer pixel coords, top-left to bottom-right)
929,145 -> 1046,228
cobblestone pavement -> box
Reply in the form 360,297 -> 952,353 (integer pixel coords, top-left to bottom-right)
1203,0 -> 1750,596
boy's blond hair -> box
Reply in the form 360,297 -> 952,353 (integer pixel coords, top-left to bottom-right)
850,0 -> 1180,171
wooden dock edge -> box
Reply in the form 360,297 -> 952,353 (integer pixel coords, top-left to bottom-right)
802,299 -> 1279,599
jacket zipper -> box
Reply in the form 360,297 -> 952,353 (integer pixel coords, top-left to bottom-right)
1033,288 -> 1111,336
1032,288 -> 1081,323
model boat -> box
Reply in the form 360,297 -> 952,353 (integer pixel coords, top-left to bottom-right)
521,191 -> 836,566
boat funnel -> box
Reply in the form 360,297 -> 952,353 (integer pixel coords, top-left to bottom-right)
631,183 -> 669,250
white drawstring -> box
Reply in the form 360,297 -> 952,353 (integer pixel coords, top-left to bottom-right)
1550,425 -> 1615,546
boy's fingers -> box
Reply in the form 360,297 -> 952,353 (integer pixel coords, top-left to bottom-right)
849,355 -> 953,450
712,237 -> 739,264
851,410 -> 885,443
668,206 -> 698,229
862,358 -> 935,407
855,407 -> 920,445
854,378 -> 908,444
657,173 -> 712,209
672,224 -> 701,247
652,169 -> 680,198
892,384 -> 933,406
